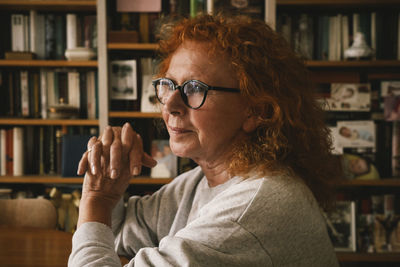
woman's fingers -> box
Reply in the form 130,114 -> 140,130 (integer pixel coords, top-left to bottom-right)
142,152 -> 158,168
77,136 -> 98,175
101,126 -> 113,175
90,139 -> 103,176
110,128 -> 122,179
130,134 -> 144,176
77,151 -> 89,175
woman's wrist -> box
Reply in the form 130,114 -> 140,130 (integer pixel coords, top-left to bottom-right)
77,195 -> 115,228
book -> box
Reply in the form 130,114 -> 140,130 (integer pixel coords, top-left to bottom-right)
20,70 -> 29,117
6,129 -> 13,175
68,71 -> 80,109
61,135 -> 92,177
0,129 -> 6,176
40,69 -> 48,119
45,14 -> 56,59
66,14 -> 78,50
30,10 -> 46,59
13,127 -> 23,176
150,139 -> 177,178
86,71 -> 96,119
11,14 -> 24,52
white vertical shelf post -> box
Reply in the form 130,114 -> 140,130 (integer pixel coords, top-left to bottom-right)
97,0 -> 109,133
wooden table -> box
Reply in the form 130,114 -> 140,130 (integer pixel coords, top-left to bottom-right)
0,226 -> 72,267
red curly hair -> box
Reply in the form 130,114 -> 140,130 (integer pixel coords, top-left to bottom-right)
157,14 -> 343,208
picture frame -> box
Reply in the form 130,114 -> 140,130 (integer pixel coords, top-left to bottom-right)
110,60 -> 137,100
325,201 -> 356,252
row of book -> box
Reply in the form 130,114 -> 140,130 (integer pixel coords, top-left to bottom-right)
110,0 -> 265,43
0,125 -> 190,179
9,12 -> 96,59
325,195 -> 400,253
0,69 -> 98,119
0,126 -> 98,177
277,10 -> 400,60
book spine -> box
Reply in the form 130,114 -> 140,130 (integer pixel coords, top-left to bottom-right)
68,71 -> 80,108
6,128 -> 13,175
45,14 -> 56,59
11,14 -> 24,52
20,70 -> 30,117
40,69 -> 48,119
13,127 -> 24,176
23,15 -> 29,52
66,13 -> 77,50
30,10 -> 37,54
0,129 -> 6,176
55,15 -> 66,59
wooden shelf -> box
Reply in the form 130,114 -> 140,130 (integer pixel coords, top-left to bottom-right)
107,43 -> 158,51
337,179 -> 400,188
277,0 -> 398,6
0,176 -> 173,185
337,252 -> 400,262
305,60 -> 400,68
0,60 -> 97,68
0,0 -> 97,11
109,111 -> 162,119
0,118 -> 99,126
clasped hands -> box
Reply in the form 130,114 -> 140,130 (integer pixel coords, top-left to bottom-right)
76,123 -> 157,226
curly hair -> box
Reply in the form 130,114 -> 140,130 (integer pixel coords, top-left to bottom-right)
156,14 -> 343,208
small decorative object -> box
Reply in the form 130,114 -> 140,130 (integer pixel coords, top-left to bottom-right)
48,98 -> 79,119
344,32 -> 374,59
374,214 -> 400,252
65,47 -> 96,61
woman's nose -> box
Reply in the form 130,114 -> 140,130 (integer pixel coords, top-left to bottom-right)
163,90 -> 186,115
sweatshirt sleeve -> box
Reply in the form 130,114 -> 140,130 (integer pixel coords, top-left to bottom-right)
68,176 -> 272,267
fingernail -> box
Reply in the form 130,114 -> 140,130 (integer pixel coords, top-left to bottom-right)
111,169 -> 118,179
91,166 -> 97,175
133,166 -> 140,176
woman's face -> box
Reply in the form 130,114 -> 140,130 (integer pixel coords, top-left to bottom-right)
162,41 -> 251,164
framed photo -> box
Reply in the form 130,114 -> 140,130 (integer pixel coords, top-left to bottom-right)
150,139 -> 177,178
110,60 -> 137,100
325,201 -> 356,252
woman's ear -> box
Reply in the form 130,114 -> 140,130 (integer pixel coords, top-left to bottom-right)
242,113 -> 261,133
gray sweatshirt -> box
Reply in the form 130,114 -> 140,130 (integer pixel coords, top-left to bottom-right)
69,166 -> 339,267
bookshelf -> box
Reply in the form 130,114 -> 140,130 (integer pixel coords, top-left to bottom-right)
276,0 -> 400,265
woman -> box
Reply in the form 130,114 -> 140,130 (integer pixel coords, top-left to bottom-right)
69,14 -> 342,266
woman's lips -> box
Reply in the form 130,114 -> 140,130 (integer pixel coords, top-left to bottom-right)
168,126 -> 192,134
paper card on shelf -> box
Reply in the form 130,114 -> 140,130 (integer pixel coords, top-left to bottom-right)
336,120 -> 375,149
140,74 -> 160,113
381,81 -> 400,97
110,60 -> 137,100
150,139 -> 177,179
117,0 -> 161,12
324,83 -> 371,112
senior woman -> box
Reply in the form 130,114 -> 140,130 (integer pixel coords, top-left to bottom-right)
69,14 -> 342,266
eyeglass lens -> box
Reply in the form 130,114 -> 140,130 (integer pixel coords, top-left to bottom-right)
155,78 -> 207,109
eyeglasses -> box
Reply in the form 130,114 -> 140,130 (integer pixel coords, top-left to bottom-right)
152,78 -> 241,109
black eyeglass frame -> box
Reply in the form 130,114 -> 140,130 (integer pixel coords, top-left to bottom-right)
152,78 -> 241,109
